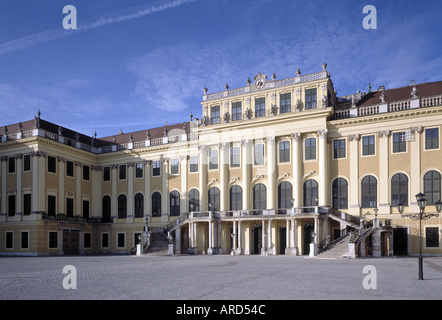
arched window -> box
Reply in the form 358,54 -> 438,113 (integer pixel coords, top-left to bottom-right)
424,170 -> 441,205
278,181 -> 293,209
253,183 -> 267,210
361,175 -> 377,208
208,187 -> 220,211
303,179 -> 318,207
102,195 -> 111,223
170,190 -> 180,216
230,185 -> 242,210
189,189 -> 199,212
332,178 -> 348,209
134,193 -> 144,218
151,192 -> 161,217
391,173 -> 408,206
117,194 -> 127,218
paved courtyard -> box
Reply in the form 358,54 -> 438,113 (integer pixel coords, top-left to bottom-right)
0,254 -> 441,302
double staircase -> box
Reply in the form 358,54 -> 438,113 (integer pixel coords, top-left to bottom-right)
317,234 -> 352,258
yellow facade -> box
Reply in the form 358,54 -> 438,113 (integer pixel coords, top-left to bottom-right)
1,66 -> 441,257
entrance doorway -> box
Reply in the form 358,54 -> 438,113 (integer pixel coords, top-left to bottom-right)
251,224 -> 262,254
279,227 -> 287,254
393,227 -> 408,256
63,229 -> 79,254
303,222 -> 314,255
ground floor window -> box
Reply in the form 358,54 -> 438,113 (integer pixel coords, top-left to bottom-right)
48,231 -> 58,248
426,227 -> 440,248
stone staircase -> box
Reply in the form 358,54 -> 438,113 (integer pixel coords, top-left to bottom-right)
144,232 -> 170,255
317,234 -> 351,259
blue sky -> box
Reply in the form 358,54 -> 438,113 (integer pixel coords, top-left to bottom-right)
1,0 -> 441,138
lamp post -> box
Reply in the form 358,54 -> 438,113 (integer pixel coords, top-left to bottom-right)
397,193 -> 441,280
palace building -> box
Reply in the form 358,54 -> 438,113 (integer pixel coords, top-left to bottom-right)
1,64 -> 441,257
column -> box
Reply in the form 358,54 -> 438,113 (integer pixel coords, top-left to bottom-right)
15,155 -> 22,219
144,161 -> 151,218
161,159 -> 169,222
266,136 -> 276,209
127,162 -> 134,223
241,140 -> 251,210
285,219 -> 290,253
378,131 -> 390,214
111,164 -> 117,221
268,218 -> 273,255
180,156 -> 188,214
410,127 -> 423,212
291,133 -> 302,207
175,227 -> 181,254
318,129 -> 329,207
1,158 -> 5,216
217,221 -> 222,252
199,145 -> 208,211
219,143 -> 228,211
261,218 -> 266,255
232,220 -> 237,253
348,134 -> 360,216
75,162 -> 82,217
237,220 -> 242,254
208,220 -> 213,254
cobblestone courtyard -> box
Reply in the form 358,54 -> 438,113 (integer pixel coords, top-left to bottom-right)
1,255 -> 441,301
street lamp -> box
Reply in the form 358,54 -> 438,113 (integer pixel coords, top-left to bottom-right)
398,193 -> 440,280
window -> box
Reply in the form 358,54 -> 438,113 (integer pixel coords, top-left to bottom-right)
134,193 -> 144,218
279,141 -> 290,163
230,185 -> 242,210
254,144 -> 264,165
255,97 -> 265,117
230,147 -> 240,167
305,138 -> 316,160
303,180 -> 318,207
208,187 -> 220,211
391,173 -> 408,206
118,194 -> 127,218
66,198 -> 74,217
83,200 -> 90,219
21,231 -> 29,249
8,195 -> 15,216
232,101 -> 242,121
211,105 -> 220,124
280,93 -> 291,114
425,128 -> 439,150
333,139 -> 346,159
209,149 -> 218,170
103,167 -> 111,182
361,175 -> 377,208
48,231 -> 58,248
189,189 -> 200,212
135,163 -> 143,178
189,156 -> 198,173
117,233 -> 125,248
152,161 -> 160,176
84,233 -> 92,249
278,181 -> 293,209
48,156 -> 56,173
426,227 -> 439,248
393,132 -> 406,153
170,158 -> 179,175
362,135 -> 375,156
48,195 -> 56,216
119,164 -> 126,180
66,161 -> 74,177
23,154 -> 31,172
6,232 -> 13,249
424,170 -> 441,205
8,157 -> 15,174
102,196 -> 111,223
101,233 -> 109,248
170,191 -> 180,216
23,193 -> 31,216
305,88 -> 317,109
152,192 -> 161,217
332,178 -> 348,209
253,183 -> 266,210
83,165 -> 90,180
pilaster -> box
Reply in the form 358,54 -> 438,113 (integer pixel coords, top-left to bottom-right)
378,130 -> 390,214
348,134 -> 360,215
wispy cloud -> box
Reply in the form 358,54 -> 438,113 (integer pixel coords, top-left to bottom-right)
0,0 -> 198,56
